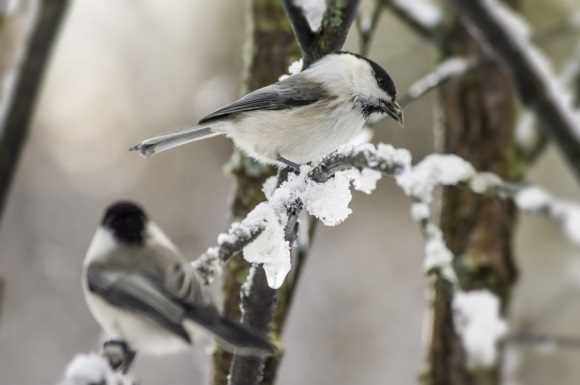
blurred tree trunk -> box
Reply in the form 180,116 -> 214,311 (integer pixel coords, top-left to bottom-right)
211,2 -> 300,385
428,1 -> 521,384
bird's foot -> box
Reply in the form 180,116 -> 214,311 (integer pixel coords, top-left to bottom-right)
103,339 -> 137,374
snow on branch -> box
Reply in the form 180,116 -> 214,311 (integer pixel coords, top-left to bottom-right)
452,290 -> 508,368
194,143 -> 580,291
451,0 -> 580,181
385,0 -> 443,41
192,142 -> 580,366
399,57 -> 474,107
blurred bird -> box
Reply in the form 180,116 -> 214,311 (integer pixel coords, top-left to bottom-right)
82,201 -> 276,367
131,51 -> 403,169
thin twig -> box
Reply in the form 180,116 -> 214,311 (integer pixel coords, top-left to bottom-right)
506,332 -> 580,350
356,0 -> 385,56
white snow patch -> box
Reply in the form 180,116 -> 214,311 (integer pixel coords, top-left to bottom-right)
515,110 -> 537,149
292,0 -> 326,32
411,202 -> 430,221
360,14 -> 372,33
301,170 -> 353,225
396,154 -> 475,203
469,172 -> 502,194
376,143 -> 412,169
452,290 -> 508,368
423,223 -> 453,272
242,203 -> 290,289
60,353 -> 115,385
514,186 -> 552,211
278,58 -> 304,81
262,176 -> 278,199
552,202 -> 580,245
342,168 -> 382,194
392,0 -> 442,29
408,57 -> 471,98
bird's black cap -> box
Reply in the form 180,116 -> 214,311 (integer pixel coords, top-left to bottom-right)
102,201 -> 148,244
338,51 -> 397,97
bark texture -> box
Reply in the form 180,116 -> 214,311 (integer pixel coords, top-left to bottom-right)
429,2 -> 521,384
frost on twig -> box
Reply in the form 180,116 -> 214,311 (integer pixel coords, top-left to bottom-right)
399,57 -> 474,107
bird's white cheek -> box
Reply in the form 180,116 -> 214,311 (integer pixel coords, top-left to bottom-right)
85,227 -> 117,264
147,222 -> 179,253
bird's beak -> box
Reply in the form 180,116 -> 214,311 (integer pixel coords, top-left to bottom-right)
383,100 -> 404,127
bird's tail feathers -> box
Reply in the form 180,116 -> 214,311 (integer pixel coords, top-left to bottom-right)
192,315 -> 277,356
129,124 -> 219,158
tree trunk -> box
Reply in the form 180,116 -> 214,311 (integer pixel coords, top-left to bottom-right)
429,2 -> 521,384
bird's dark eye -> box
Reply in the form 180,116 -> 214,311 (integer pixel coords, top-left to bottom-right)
377,78 -> 386,87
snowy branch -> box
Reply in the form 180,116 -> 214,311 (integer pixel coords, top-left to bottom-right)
384,0 -> 443,41
451,0 -> 580,181
282,0 -> 360,68
398,57 -> 474,107
194,143 -> 580,290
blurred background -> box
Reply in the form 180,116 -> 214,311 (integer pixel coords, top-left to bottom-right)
1,0 -> 580,384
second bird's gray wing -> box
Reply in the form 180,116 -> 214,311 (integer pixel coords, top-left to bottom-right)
198,74 -> 329,124
86,262 -> 192,343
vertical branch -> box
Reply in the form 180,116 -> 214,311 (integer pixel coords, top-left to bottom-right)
0,0 -> 69,223
429,3 -> 521,384
212,2 -> 299,385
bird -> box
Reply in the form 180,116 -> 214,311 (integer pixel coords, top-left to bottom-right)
82,201 -> 276,367
130,51 -> 403,170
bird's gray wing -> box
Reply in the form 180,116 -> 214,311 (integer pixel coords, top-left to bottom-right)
86,262 -> 191,343
198,74 -> 329,124
164,261 -> 221,324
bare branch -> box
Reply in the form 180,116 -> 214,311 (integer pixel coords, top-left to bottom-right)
451,0 -> 580,181
506,332 -> 580,350
0,0 -> 69,222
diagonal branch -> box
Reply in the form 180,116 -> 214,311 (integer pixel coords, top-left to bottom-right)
451,0 -> 580,181
0,0 -> 69,223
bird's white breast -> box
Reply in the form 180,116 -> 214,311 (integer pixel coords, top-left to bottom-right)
222,97 -> 366,165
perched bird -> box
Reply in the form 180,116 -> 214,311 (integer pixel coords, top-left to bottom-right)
131,52 -> 403,169
82,201 -> 275,363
